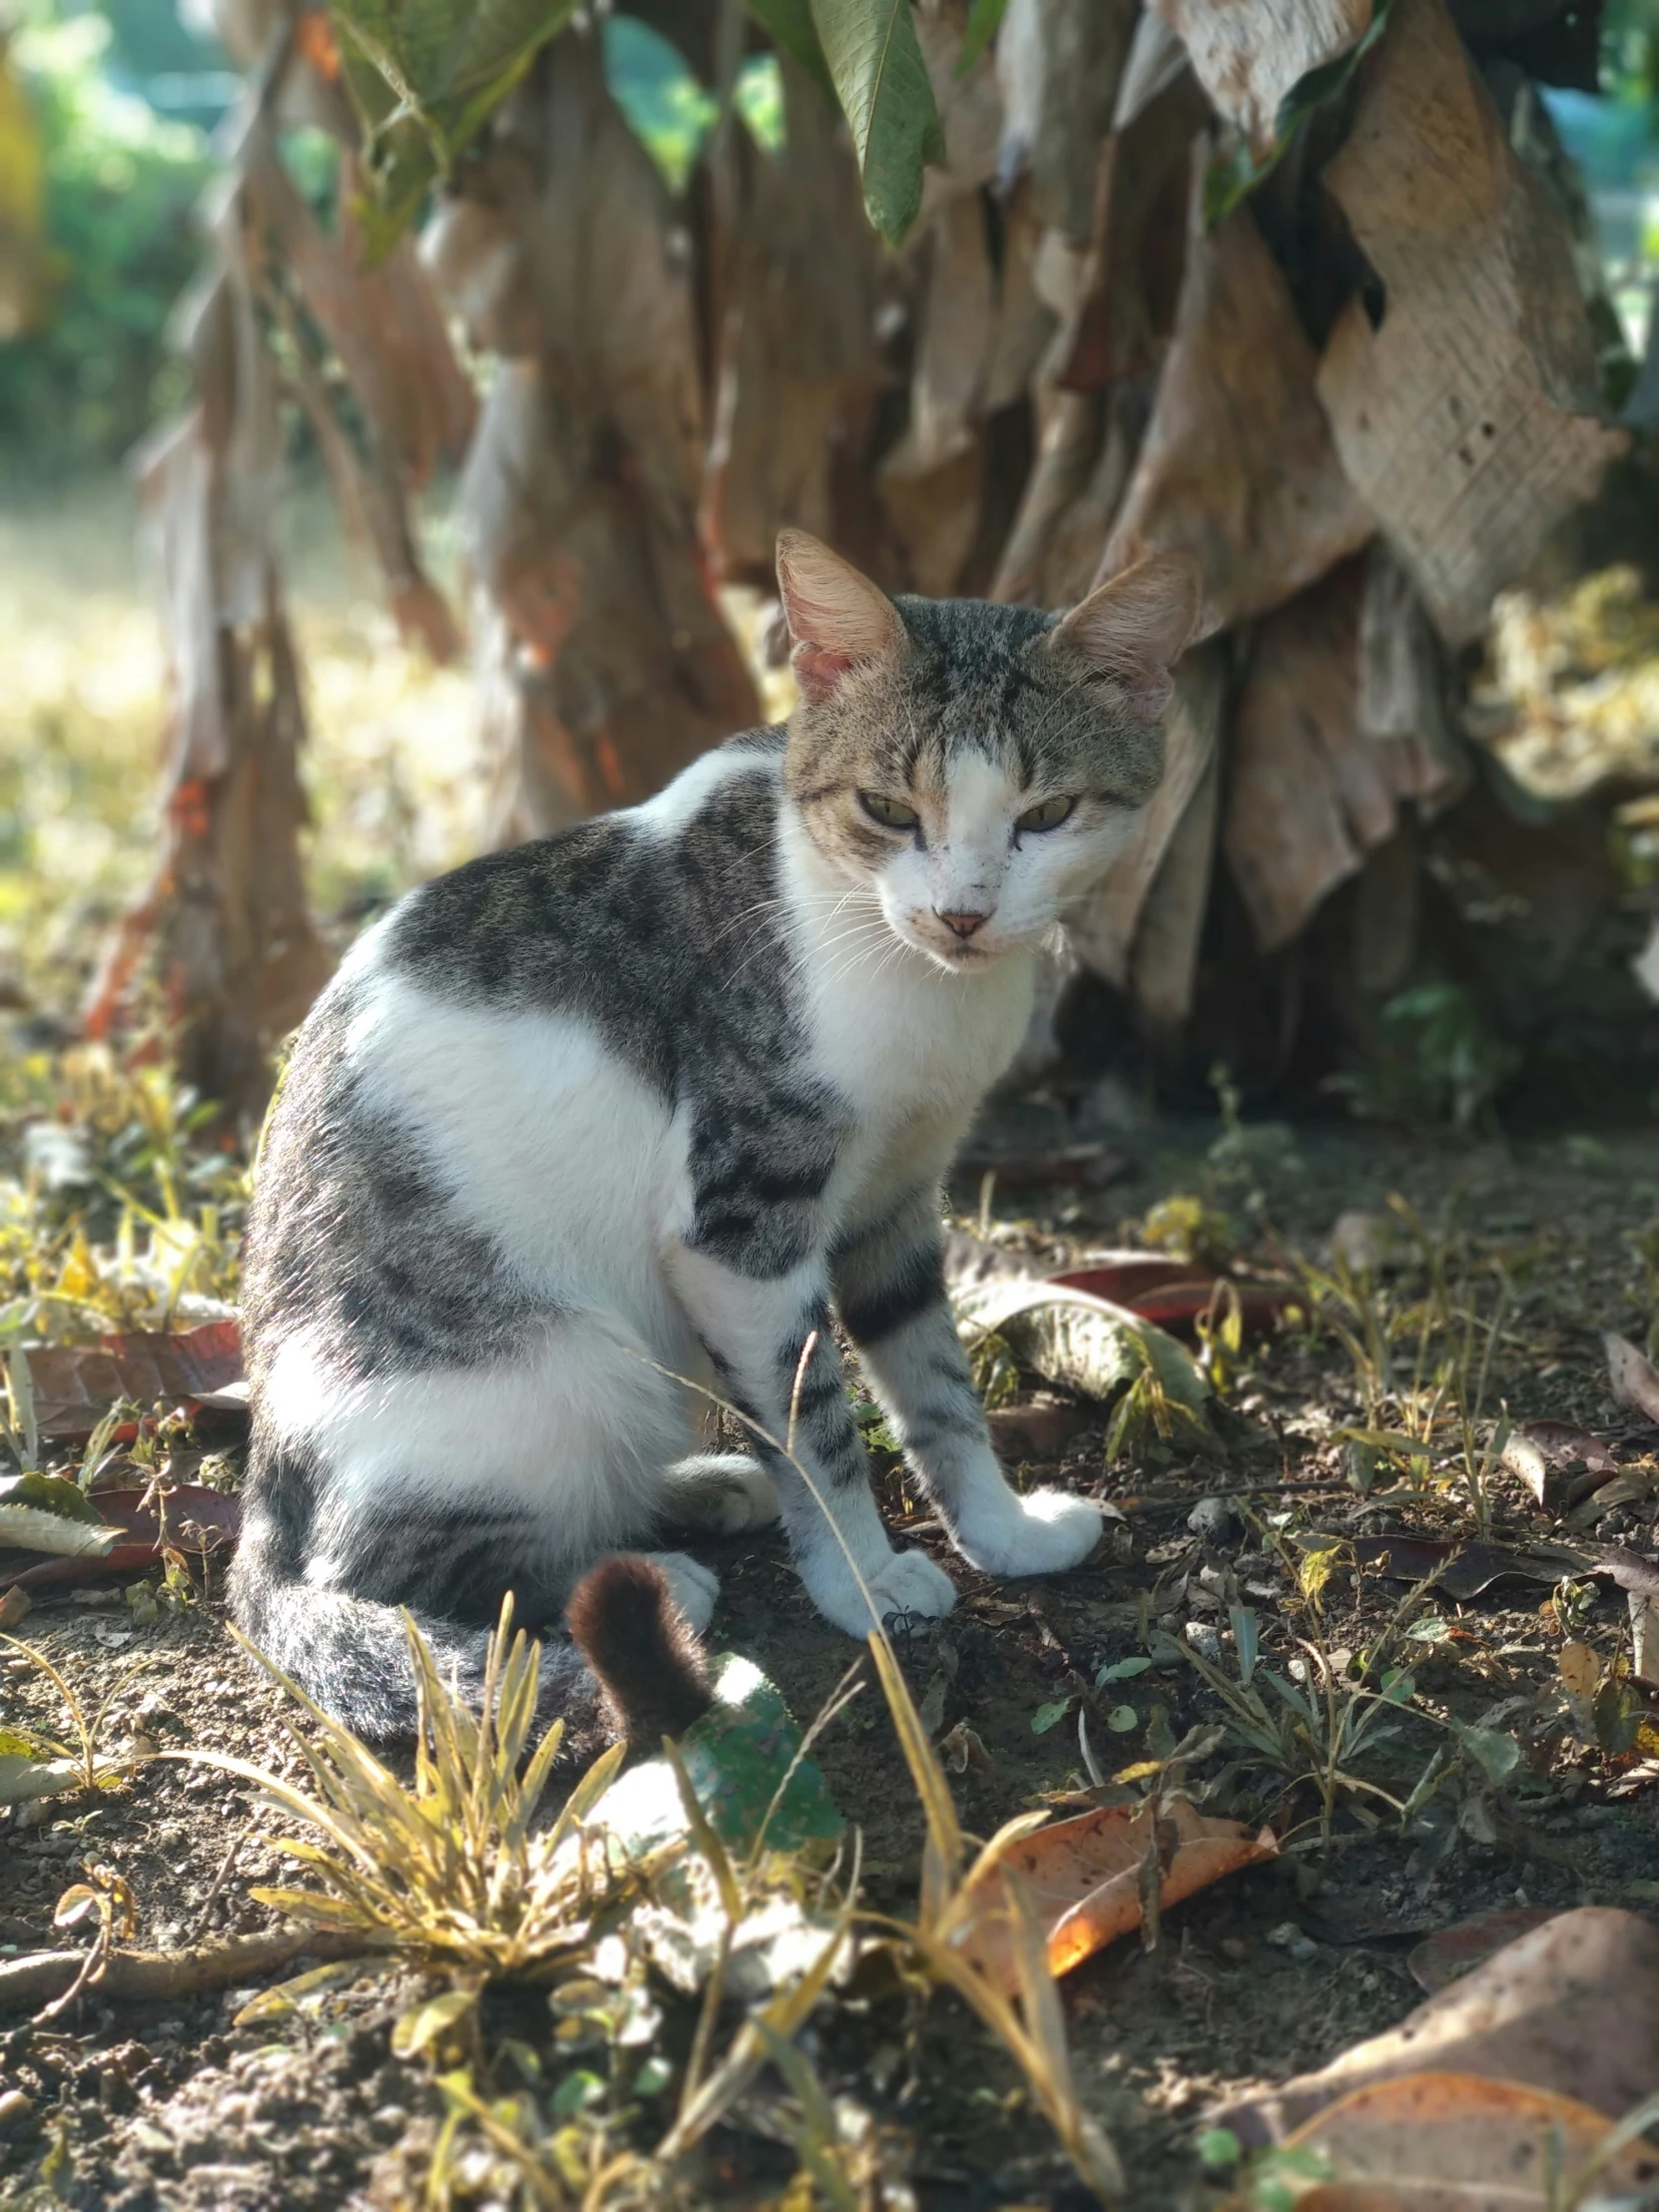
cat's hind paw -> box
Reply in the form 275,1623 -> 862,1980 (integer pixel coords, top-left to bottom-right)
664,1452 -> 782,1533
640,1551 -> 720,1632
954,1487 -> 1106,1578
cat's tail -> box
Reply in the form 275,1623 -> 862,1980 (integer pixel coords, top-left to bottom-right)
230,1501 -> 712,1750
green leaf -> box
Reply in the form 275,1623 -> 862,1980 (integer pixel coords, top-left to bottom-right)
1228,1605 -> 1260,1685
1453,1724 -> 1521,1786
1105,1704 -> 1139,1734
1096,1655 -> 1153,1686
955,0 -> 1006,76
633,2055 -> 673,2097
746,0 -> 837,103
594,1650 -> 842,1860
1203,0 -> 1394,229
550,2068 -> 606,2117
0,1469 -> 106,1525
1031,1698 -> 1072,1735
810,0 -> 944,245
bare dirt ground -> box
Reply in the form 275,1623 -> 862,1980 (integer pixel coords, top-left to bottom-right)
3,1102 -> 1656,2212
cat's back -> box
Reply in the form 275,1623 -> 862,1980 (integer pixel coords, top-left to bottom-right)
244,734 -> 796,1351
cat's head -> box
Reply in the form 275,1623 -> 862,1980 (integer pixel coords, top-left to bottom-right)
776,530 -> 1200,972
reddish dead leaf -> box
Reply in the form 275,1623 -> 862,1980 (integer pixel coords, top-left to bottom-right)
1406,1910 -> 1562,1995
26,1324 -> 244,1445
1606,1332 -> 1659,1424
1050,1262 -> 1288,1337
1214,1908 -> 1659,2149
1264,2070 -> 1659,2208
958,1795 -> 1276,1995
0,1485 -> 241,1591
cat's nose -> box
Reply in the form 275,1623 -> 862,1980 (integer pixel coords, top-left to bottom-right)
936,908 -> 989,938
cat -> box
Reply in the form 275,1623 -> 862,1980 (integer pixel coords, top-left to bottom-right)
229,529 -> 1200,1742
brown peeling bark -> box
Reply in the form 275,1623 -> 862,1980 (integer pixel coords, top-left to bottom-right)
1315,0 -> 1625,644
1098,177 -> 1373,638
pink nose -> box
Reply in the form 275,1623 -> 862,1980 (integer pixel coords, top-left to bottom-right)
936,909 -> 989,938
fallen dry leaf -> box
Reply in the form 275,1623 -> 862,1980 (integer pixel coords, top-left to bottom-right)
1347,1532 -> 1594,1599
1501,1421 -> 1621,1514
1557,1641 -> 1601,1700
1049,1262 -> 1288,1338
956,1795 -> 1276,1996
1254,2070 -> 1659,2208
26,1324 -> 244,1444
0,1485 -> 241,1591
1606,1332 -> 1659,1424
1214,1908 -> 1659,2146
1405,1909 -> 1562,1995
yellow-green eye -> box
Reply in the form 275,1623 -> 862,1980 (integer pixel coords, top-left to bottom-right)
1016,795 -> 1077,833
858,790 -> 920,831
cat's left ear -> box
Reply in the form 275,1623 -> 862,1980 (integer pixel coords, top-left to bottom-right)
1051,548 -> 1202,722
776,529 -> 905,703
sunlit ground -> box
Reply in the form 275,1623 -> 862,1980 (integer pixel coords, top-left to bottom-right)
2,470 -> 1652,1024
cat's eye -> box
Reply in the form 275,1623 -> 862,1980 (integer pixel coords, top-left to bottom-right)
858,790 -> 920,831
1016,795 -> 1077,833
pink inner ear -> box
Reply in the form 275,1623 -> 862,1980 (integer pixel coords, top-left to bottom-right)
792,641 -> 855,701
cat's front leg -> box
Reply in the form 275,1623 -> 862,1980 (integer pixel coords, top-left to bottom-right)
664,1245 -> 957,1635
832,1192 -> 1105,1577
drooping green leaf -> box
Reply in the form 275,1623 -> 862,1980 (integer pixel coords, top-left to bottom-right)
746,0 -> 837,104
1203,0 -> 1394,229
809,0 -> 944,245
1031,1698 -> 1073,1736
327,0 -> 584,257
955,0 -> 1007,76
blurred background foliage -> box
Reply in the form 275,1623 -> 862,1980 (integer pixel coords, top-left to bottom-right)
0,0 -> 786,482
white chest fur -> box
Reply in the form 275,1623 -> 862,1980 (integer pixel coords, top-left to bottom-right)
780,810 -> 1035,1219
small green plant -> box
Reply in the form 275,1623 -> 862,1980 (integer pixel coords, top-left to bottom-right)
0,1634 -> 149,1802
1171,1599 -> 1419,1849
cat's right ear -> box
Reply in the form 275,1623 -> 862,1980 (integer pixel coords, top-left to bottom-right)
776,529 -> 905,703
1051,548 -> 1202,723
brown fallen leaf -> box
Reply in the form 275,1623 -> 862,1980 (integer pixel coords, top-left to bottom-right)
0,1486 -> 241,1592
1213,1908 -> 1659,2146
1606,1332 -> 1659,1424
1248,2070 -> 1659,2208
27,1324 -> 245,1445
956,1795 -> 1277,1996
1050,1264 -> 1288,1338
984,1402 -> 1097,1461
1405,1909 -> 1562,1995
1347,1532 -> 1594,1599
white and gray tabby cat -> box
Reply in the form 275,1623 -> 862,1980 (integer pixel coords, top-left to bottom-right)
230,530 -> 1200,1740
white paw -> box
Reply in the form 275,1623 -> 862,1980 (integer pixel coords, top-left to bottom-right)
803,1543 -> 957,1637
665,1452 -> 782,1533
954,1487 -> 1106,1578
643,1551 -> 720,1633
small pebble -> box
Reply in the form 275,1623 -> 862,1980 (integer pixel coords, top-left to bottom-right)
0,2089 -> 32,2128
1265,1921 -> 1321,1964
1188,1496 -> 1242,1547
1185,1620 -> 1223,1663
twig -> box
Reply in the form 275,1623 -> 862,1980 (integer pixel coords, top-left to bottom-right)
1114,1475 -> 1351,1513
0,1929 -> 368,2016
